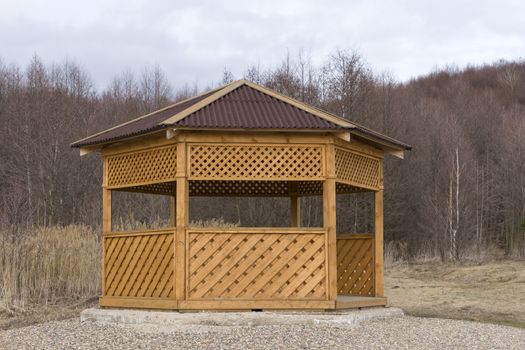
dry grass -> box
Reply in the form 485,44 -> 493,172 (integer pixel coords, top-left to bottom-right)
0,225 -> 100,329
386,260 -> 525,328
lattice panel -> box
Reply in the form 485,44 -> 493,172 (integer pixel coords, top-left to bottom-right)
106,145 -> 177,187
189,144 -> 324,180
103,231 -> 174,298
187,231 -> 327,300
335,147 -> 380,189
336,236 -> 375,296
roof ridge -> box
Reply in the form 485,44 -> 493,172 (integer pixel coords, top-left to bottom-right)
160,79 -> 355,129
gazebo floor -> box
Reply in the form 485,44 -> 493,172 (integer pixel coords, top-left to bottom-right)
335,295 -> 388,310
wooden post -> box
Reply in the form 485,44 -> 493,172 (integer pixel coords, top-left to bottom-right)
289,182 -> 301,227
101,157 -> 111,297
324,143 -> 337,304
169,195 -> 176,227
374,189 -> 384,297
102,189 -> 112,233
175,141 -> 188,305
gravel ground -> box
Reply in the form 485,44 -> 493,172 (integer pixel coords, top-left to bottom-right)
1,316 -> 524,350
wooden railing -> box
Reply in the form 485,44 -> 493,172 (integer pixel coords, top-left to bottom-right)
182,227 -> 332,309
336,233 -> 375,296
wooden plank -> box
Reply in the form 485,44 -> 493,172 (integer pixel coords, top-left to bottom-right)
178,131 -> 340,144
187,227 -> 325,234
101,132 -> 176,157
175,141 -> 188,302
104,228 -> 175,238
332,135 -> 384,158
374,189 -> 384,297
179,299 -> 334,310
324,142 -> 337,304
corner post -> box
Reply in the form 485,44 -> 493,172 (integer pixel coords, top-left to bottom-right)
374,160 -> 384,297
323,143 -> 337,304
175,141 -> 188,305
101,157 -> 111,296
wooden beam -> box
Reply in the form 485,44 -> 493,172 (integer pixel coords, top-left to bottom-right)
179,299 -> 334,310
323,143 -> 337,304
374,189 -> 384,297
79,145 -> 101,156
175,141 -> 188,302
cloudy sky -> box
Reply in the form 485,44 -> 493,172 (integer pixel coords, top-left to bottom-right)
1,0 -> 524,89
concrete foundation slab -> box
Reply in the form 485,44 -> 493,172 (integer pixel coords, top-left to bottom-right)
80,307 -> 404,327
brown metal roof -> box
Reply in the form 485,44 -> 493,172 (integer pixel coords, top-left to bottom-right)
71,90 -> 216,147
172,84 -> 343,130
71,80 -> 411,150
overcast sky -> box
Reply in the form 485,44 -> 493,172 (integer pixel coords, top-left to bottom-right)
1,0 -> 524,90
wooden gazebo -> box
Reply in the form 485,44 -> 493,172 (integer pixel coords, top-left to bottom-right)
72,80 -> 410,311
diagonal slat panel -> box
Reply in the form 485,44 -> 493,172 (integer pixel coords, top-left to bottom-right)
103,231 -> 174,298
188,230 -> 327,300
336,235 -> 375,296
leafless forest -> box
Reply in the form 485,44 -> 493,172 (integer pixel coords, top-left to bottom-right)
1,51 -> 525,262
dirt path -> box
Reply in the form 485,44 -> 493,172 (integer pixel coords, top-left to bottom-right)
385,260 -> 525,327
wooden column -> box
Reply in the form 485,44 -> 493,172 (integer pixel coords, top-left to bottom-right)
374,189 -> 384,297
175,142 -> 188,304
102,189 -> 112,233
324,143 -> 337,304
169,195 -> 176,227
289,182 -> 301,227
101,157 -> 111,296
